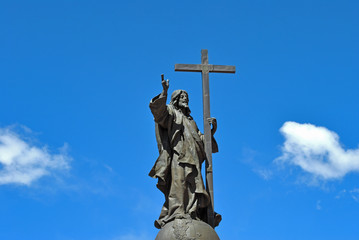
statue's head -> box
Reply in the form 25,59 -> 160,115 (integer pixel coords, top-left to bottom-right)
170,90 -> 191,115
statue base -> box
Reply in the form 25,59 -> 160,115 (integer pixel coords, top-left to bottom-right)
155,219 -> 220,240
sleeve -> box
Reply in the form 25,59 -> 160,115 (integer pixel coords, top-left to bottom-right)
211,136 -> 219,153
149,94 -> 171,129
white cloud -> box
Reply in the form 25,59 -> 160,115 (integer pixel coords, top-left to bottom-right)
276,121 -> 359,180
0,127 -> 71,185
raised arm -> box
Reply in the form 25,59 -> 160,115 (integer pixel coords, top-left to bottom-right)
160,74 -> 169,98
149,75 -> 171,128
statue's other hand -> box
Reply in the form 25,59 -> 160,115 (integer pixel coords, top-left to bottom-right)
208,117 -> 217,125
208,117 -> 217,135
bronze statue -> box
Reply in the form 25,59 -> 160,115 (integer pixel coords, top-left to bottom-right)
149,77 -> 220,229
149,51 -> 235,240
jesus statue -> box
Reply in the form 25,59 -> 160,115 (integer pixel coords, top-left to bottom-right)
149,77 -> 221,229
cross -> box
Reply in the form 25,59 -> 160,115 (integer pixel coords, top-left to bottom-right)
175,49 -> 236,227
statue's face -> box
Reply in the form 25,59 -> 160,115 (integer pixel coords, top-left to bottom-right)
178,92 -> 189,108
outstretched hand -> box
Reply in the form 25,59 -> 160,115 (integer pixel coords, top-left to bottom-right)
162,78 -> 169,92
161,74 -> 169,95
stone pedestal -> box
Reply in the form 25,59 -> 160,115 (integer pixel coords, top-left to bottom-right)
155,219 -> 220,240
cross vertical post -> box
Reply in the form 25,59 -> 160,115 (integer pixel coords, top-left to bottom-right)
201,50 -> 215,227
175,49 -> 236,228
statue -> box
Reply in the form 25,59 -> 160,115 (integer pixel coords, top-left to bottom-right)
149,50 -> 235,240
149,77 -> 220,229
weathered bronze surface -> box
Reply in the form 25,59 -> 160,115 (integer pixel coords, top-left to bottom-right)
149,50 -> 235,234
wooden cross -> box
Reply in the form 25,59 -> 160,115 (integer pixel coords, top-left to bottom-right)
175,49 -> 236,227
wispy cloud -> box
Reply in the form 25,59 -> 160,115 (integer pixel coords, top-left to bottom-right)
253,168 -> 273,180
335,189 -> 347,199
350,188 -> 359,202
316,200 -> 322,210
240,147 -> 273,180
276,121 -> 359,180
0,126 -> 71,185
335,188 -> 359,203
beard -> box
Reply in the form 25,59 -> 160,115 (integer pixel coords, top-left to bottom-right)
178,101 -> 188,109
177,102 -> 190,116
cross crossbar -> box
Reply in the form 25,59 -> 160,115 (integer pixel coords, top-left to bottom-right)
175,64 -> 235,73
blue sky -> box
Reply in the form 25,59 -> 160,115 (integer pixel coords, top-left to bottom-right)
1,0 -> 358,239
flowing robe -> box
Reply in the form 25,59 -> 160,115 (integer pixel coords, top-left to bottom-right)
149,93 -> 218,229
